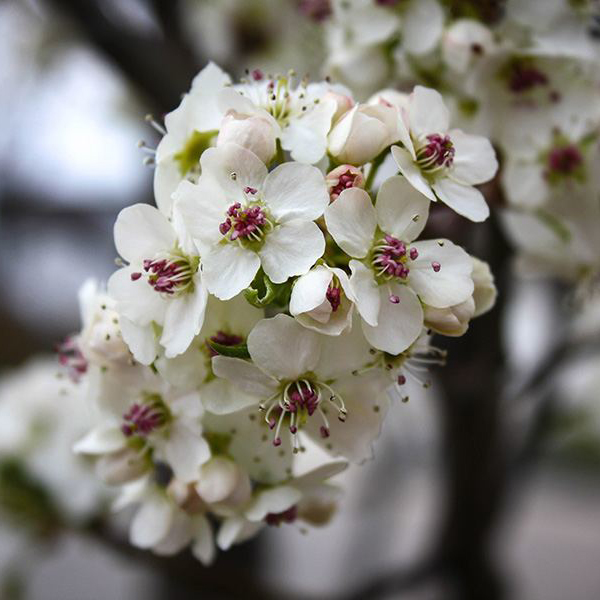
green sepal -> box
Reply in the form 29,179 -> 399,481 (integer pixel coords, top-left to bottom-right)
244,269 -> 292,308
207,340 -> 251,359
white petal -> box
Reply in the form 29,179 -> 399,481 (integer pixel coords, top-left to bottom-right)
349,260 -> 380,327
259,221 -> 325,284
306,370 -> 390,463
289,266 -> 333,315
200,142 -> 268,202
280,98 -> 337,164
501,160 -> 547,209
410,239 -> 474,308
119,317 -> 158,365
247,314 -> 321,380
114,204 -> 176,263
391,146 -> 436,201
408,86 -> 450,137
200,377 -> 258,415
73,426 -> 123,455
153,159 -> 183,217
160,277 -> 208,357
361,284 -> 423,354
188,62 -> 232,130
402,0 -> 444,56
172,177 -> 228,253
108,266 -> 166,326
203,244 -> 261,300
263,163 -> 329,222
153,511 -> 193,555
292,461 -> 348,490
245,486 -> 302,522
217,517 -> 263,551
450,130 -> 498,185
190,514 -> 216,565
324,188 -> 376,258
196,456 -> 239,504
163,423 -> 210,483
432,178 -> 489,222
130,494 -> 174,549
376,175 -> 430,241
211,356 -> 278,398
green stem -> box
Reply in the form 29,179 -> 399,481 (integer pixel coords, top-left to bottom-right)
365,150 -> 387,195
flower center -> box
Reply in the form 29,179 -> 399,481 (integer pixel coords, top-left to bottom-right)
265,505 -> 298,526
416,134 -> 455,174
545,144 -> 584,181
131,252 -> 197,296
122,395 -> 169,438
219,200 -> 273,244
507,62 -> 548,94
259,378 -> 347,451
326,282 -> 341,312
372,235 -> 419,282
328,169 -> 363,201
56,335 -> 87,382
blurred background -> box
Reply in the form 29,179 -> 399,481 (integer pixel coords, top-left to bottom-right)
1,1 -> 599,599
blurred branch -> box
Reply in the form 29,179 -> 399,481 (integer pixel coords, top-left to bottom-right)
44,0 -> 201,113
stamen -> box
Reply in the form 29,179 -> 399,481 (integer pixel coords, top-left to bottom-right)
145,114 -> 166,136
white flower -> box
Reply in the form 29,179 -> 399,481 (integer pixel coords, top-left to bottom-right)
390,86 -> 498,222
108,203 -> 207,361
501,128 -> 600,209
74,374 -> 210,485
218,70 -> 342,164
153,62 -> 231,215
211,314 -> 389,463
115,476 -> 216,565
325,176 -> 474,353
289,264 -> 355,336
441,19 -> 496,74
175,143 -> 329,300
217,461 -> 346,551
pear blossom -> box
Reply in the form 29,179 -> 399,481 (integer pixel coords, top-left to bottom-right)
218,69 -> 343,164
289,264 -> 356,336
74,373 -> 210,485
441,19 -> 496,74
326,164 -> 365,201
211,314 -> 389,462
153,62 -> 231,215
217,461 -> 347,551
390,86 -> 498,222
108,203 -> 207,361
175,143 -> 329,300
325,176 -> 474,353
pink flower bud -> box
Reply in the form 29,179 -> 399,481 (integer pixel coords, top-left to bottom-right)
325,164 -> 364,201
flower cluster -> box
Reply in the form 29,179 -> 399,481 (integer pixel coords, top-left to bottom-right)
65,62 -> 497,563
318,0 -> 600,300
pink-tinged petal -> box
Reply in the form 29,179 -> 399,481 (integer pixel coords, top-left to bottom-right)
247,314 -> 321,380
263,163 -> 329,222
376,175 -> 430,242
324,188 -> 377,258
203,244 -> 261,300
259,220 -> 325,284
349,260 -> 380,327
410,239 -> 474,308
450,130 -> 498,185
361,284 -> 423,354
408,86 -> 450,137
432,178 -> 489,222
114,204 -> 176,263
391,146 -> 436,201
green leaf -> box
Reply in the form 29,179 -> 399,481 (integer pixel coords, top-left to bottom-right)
207,341 -> 251,359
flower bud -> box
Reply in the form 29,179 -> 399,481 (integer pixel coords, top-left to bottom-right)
326,164 -> 364,201
328,103 -> 400,165
96,447 -> 149,485
424,297 -> 476,337
323,90 -> 355,123
471,257 -> 497,317
217,111 -> 277,164
195,456 -> 251,508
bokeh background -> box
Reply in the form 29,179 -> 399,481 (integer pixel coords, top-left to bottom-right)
1,1 -> 599,599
